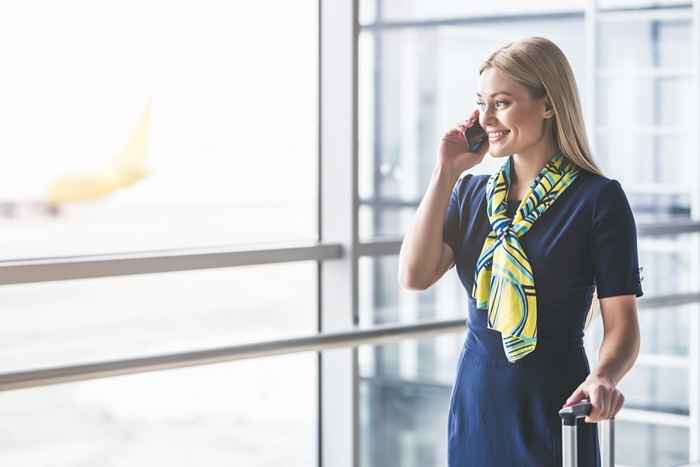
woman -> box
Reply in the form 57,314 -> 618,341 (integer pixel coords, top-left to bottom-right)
398,37 -> 642,466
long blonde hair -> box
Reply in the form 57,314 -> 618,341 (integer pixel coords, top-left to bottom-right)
479,36 -> 603,326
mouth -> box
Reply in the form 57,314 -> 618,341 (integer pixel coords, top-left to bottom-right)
487,129 -> 510,143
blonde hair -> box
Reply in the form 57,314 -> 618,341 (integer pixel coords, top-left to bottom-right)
479,36 -> 603,326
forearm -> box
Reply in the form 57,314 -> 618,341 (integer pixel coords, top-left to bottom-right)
398,163 -> 460,289
592,322 -> 640,386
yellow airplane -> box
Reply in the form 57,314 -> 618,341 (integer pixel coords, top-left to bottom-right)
45,99 -> 152,208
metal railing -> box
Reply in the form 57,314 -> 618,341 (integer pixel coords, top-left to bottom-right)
0,220 -> 698,395
1,220 -> 698,285
0,291 -> 694,393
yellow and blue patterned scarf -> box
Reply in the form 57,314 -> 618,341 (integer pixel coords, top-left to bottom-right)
472,152 -> 581,362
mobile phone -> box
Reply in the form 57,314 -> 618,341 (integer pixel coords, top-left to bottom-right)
464,120 -> 488,152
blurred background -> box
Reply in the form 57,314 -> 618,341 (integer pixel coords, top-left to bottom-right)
0,0 -> 698,466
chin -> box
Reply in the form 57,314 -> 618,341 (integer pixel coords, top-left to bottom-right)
487,148 -> 510,158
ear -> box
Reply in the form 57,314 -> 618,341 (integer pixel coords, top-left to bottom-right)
543,100 -> 554,119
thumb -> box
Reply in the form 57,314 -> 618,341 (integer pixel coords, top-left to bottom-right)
563,387 -> 587,407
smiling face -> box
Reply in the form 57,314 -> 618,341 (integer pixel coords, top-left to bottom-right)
476,67 -> 554,159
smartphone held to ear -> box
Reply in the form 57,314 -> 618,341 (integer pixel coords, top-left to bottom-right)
464,120 -> 488,152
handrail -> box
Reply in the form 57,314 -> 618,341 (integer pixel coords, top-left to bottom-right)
0,241 -> 342,285
0,221 -> 698,284
0,291 -> 698,392
0,319 -> 468,392
638,220 -> 700,236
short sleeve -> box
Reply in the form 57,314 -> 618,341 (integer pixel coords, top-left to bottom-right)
442,174 -> 470,257
592,179 -> 644,299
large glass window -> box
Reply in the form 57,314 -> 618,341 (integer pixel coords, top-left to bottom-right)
595,17 -> 693,222
0,352 -> 316,466
0,3 -> 319,465
358,335 -> 464,467
359,255 -> 465,327
360,1 -> 699,465
358,18 -> 586,240
616,422 -> 689,467
0,263 -> 317,372
358,7 -> 589,466
0,262 -> 317,465
591,10 -> 696,463
0,1 -> 318,259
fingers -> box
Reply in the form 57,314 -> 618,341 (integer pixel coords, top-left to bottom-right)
587,387 -> 624,422
443,109 -> 484,154
458,110 -> 480,131
563,380 -> 624,423
563,387 -> 585,407
586,385 -> 607,423
610,390 -> 624,419
442,128 -> 464,140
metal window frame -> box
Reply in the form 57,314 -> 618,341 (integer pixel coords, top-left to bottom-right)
317,1 -> 359,466
690,0 -> 700,461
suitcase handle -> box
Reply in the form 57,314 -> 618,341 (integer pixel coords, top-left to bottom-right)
558,399 -> 614,467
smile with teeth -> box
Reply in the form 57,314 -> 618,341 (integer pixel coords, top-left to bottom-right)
488,130 -> 510,142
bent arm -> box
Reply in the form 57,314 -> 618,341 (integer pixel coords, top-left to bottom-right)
398,163 -> 460,290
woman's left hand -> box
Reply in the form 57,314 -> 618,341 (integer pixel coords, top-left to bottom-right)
562,374 -> 624,423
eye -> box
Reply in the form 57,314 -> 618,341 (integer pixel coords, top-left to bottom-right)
475,100 -> 508,110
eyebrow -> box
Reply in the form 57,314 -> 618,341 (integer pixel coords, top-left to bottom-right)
475,92 -> 513,97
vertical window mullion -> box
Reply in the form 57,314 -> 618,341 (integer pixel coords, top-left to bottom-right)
318,1 -> 360,467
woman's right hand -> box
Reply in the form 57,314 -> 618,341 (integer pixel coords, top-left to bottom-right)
438,109 -> 489,173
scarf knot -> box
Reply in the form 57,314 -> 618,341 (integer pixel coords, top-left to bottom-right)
471,153 -> 580,362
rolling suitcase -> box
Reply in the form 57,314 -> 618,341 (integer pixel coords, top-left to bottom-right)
558,399 -> 614,467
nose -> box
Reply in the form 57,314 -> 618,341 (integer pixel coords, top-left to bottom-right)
480,103 -> 497,125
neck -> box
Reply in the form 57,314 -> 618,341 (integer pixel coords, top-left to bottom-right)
511,151 -> 557,187
511,126 -> 558,188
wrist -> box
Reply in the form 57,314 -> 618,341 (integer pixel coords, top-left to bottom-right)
432,163 -> 461,187
589,369 -> 616,387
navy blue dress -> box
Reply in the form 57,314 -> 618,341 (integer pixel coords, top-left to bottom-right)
443,170 -> 644,467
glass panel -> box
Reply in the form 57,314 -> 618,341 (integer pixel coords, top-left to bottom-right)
359,255 -> 466,327
359,335 -> 464,467
598,19 -> 691,69
615,422 -> 688,467
636,234 -> 697,295
359,0 -> 585,24
655,20 -> 694,68
0,262 -> 316,372
617,365 -> 688,413
358,19 -> 586,240
359,205 -> 416,241
596,133 -> 690,186
0,1 -> 318,259
0,353 -> 316,466
359,254 -> 467,466
595,76 -> 692,130
359,0 -> 377,24
637,305 -> 692,356
585,305 -> 695,360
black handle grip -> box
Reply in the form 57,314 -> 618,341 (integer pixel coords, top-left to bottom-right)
559,399 -> 593,426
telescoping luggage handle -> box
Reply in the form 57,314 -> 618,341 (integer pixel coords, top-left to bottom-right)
558,399 -> 614,467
